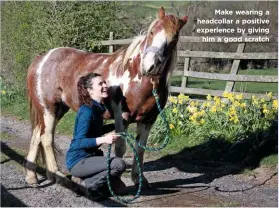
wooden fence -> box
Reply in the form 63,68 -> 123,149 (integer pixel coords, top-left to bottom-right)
100,32 -> 278,99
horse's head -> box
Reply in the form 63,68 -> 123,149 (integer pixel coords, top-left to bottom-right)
141,7 -> 188,75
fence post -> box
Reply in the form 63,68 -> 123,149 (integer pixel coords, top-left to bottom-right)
109,32 -> 113,53
224,34 -> 246,93
181,56 -> 190,90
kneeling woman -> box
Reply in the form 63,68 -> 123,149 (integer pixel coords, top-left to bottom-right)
66,73 -> 126,199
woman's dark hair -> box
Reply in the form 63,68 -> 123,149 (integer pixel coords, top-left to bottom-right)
77,73 -> 101,107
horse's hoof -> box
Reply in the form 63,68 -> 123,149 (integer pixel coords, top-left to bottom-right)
55,171 -> 67,185
25,176 -> 39,187
46,170 -> 56,182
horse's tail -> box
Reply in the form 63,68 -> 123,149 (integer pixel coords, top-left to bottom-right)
27,70 -> 46,167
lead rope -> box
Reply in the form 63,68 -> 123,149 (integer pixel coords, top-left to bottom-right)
106,79 -> 171,203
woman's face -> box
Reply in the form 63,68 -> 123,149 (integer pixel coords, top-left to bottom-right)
87,76 -> 108,101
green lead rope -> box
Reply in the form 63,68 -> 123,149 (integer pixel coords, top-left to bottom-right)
106,89 -> 171,203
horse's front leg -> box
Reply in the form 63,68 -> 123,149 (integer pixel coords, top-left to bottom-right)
131,121 -> 153,188
111,101 -> 129,158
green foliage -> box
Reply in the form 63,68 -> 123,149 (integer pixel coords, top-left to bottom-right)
149,93 -> 278,147
260,154 -> 278,167
1,1 -> 133,90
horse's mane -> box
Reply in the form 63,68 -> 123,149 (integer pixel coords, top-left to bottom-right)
122,19 -> 159,69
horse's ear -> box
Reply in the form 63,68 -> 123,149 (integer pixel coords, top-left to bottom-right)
179,15 -> 188,28
158,7 -> 165,19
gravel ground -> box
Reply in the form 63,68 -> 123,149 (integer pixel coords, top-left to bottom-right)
1,115 -> 278,207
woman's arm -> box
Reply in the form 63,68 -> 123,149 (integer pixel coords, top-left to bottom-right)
72,107 -> 119,149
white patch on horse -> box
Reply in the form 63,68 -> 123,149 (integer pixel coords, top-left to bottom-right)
142,30 -> 167,73
36,48 -> 59,108
107,69 -> 131,95
121,70 -> 131,95
61,93 -> 67,103
41,110 -> 57,172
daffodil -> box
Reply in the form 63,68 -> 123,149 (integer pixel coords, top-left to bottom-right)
210,106 -> 217,113
172,108 -> 178,113
272,100 -> 278,110
202,101 -> 211,108
169,96 -> 178,104
187,106 -> 197,113
1,90 -> 6,95
267,92 -> 273,99
206,94 -> 212,101
252,95 -> 259,105
169,123 -> 175,129
260,98 -> 266,103
235,94 -> 243,100
200,119 -> 205,125
240,102 -> 246,109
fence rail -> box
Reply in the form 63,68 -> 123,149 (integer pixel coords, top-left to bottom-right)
100,33 -> 278,99
99,35 -> 278,45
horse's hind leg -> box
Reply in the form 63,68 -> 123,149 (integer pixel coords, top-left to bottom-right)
131,121 -> 152,188
25,126 -> 42,185
40,110 -> 59,181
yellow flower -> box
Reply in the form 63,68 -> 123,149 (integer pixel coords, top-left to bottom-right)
190,101 -> 196,107
260,98 -> 266,103
200,119 -> 205,125
233,117 -> 239,124
235,94 -> 243,100
169,123 -> 175,129
252,95 -> 258,105
210,106 -> 217,113
1,90 -> 6,95
207,94 -> 212,101
267,92 -> 273,99
187,106 -> 197,113
172,108 -> 178,113
240,102 -> 246,109
184,95 -> 190,102
200,110 -> 206,116
272,100 -> 278,110
263,108 -> 270,115
189,113 -> 198,121
202,101 -> 211,108
223,91 -> 230,98
169,96 -> 178,104
234,101 -> 241,108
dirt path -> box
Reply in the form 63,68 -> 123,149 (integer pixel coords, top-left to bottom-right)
1,115 -> 278,207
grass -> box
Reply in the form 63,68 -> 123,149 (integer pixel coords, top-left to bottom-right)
260,154 -> 278,167
171,68 -> 278,94
1,132 -> 16,141
56,110 -> 76,136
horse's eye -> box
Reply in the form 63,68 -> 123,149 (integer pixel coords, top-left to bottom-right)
150,31 -> 154,36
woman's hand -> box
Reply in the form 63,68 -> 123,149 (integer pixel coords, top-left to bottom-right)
96,133 -> 120,145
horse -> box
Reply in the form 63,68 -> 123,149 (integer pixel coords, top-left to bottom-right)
25,7 -> 187,188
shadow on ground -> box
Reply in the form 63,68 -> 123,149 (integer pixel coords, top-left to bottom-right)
1,185 -> 27,207
0,142 -> 127,207
143,119 -> 278,190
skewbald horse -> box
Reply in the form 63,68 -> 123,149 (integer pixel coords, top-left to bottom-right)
25,7 -> 187,188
